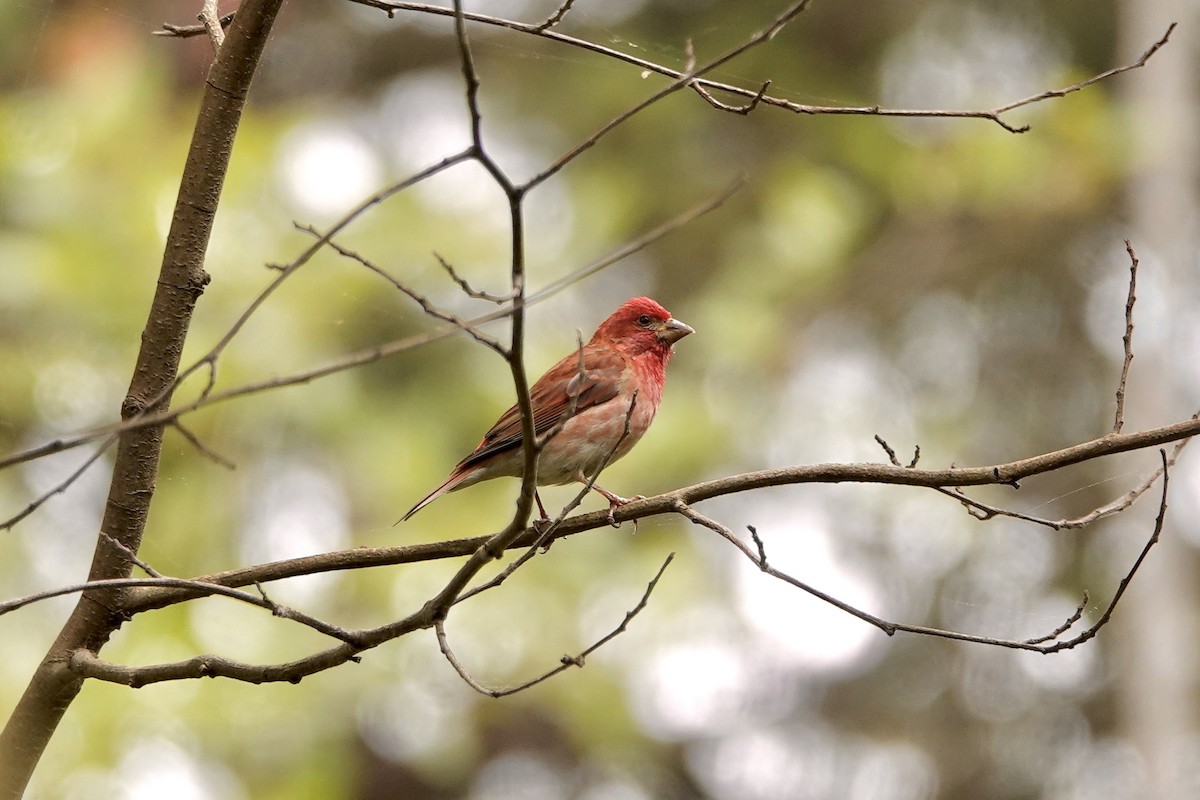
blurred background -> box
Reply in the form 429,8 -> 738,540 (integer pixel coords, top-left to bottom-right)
2,0 -> 1199,797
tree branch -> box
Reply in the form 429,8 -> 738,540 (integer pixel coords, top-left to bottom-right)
348,1 -> 1175,134
98,412 -> 1200,621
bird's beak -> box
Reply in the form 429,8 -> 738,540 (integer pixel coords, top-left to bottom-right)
658,317 -> 694,344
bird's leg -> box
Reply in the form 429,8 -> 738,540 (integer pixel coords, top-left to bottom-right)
579,473 -> 644,529
531,490 -> 556,549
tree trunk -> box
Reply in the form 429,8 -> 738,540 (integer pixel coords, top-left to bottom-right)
0,2 -> 284,795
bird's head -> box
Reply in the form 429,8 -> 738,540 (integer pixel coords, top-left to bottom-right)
593,297 -> 694,357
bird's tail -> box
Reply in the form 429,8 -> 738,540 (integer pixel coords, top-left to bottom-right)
395,470 -> 466,524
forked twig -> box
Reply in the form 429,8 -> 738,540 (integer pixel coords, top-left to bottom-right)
874,434 -> 920,469
298,225 -> 507,355
438,553 -> 674,696
937,432 -> 1187,530
675,451 -> 1169,653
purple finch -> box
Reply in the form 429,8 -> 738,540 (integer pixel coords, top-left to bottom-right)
401,297 -> 693,522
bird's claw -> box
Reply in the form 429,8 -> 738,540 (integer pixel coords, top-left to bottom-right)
532,517 -> 556,551
605,494 -> 646,530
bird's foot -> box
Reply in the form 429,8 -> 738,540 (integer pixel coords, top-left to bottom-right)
604,493 -> 646,530
532,516 -> 557,552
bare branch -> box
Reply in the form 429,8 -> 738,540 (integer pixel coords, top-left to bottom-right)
434,252 -> 517,303
1114,240 -> 1139,433
435,620 -> 494,695
0,575 -> 363,646
440,553 -> 674,697
298,225 -> 508,355
101,533 -> 164,579
747,525 -> 768,567
1023,591 -> 1088,646
1029,450 -> 1170,654
106,412 -> 1200,621
69,644 -> 362,688
74,459 -> 1165,691
692,80 -> 771,115
349,2 -> 1175,134
171,421 -> 236,470
175,149 -> 475,394
1,438 -> 115,531
534,0 -> 578,32
874,434 -> 901,467
525,0 -> 814,190
675,453 -> 1170,653
941,421 -> 1190,530
991,23 -> 1177,122
156,11 -> 236,38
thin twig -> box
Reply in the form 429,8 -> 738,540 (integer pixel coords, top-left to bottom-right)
747,525 -> 768,568
692,80 -> 771,115
535,0 -> 577,32
874,435 -> 920,469
991,24 -> 1177,122
298,226 -> 507,355
875,434 -> 901,466
1023,590 -> 1088,645
0,575 -> 364,645
171,421 -> 236,470
1,438 -> 116,531
1029,449 -> 1169,654
175,149 -> 475,399
156,11 -> 235,37
440,553 -> 674,696
101,532 -> 164,579
1114,240 -> 1138,433
434,252 -> 517,303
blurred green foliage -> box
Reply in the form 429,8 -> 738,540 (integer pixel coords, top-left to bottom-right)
2,1 -> 1194,798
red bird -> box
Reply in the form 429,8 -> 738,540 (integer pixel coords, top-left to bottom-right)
401,297 -> 693,522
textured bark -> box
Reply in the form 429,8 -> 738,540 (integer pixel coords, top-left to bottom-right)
0,2 -> 285,795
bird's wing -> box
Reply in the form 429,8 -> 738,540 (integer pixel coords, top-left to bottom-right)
456,347 -> 627,470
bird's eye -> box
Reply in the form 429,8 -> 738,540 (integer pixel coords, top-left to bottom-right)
637,314 -> 652,326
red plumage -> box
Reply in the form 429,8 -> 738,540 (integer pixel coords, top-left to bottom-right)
400,297 -> 693,522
